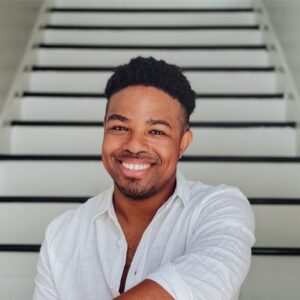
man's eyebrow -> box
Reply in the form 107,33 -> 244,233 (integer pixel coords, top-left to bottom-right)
146,119 -> 172,129
106,114 -> 129,123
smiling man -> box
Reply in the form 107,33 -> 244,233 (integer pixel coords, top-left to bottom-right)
33,57 -> 255,300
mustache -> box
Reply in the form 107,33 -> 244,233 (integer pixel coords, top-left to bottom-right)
116,151 -> 159,163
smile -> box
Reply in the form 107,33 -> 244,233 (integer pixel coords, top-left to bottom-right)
121,162 -> 151,171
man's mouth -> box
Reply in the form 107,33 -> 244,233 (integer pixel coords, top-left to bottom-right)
121,162 -> 151,171
118,160 -> 153,178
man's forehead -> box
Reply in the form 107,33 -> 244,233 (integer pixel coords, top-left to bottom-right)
109,85 -> 177,102
106,113 -> 172,128
105,85 -> 186,127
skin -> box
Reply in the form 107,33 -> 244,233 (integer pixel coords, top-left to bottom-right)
102,85 -> 193,299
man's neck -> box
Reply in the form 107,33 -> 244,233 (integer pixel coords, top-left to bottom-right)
113,181 -> 176,226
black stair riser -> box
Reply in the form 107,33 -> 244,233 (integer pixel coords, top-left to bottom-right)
31,66 -> 275,72
42,25 -> 260,30
47,8 -> 255,13
1,197 -> 300,205
23,92 -> 284,99
37,43 -> 268,50
1,155 -> 300,163
10,121 -> 296,128
1,244 -> 299,256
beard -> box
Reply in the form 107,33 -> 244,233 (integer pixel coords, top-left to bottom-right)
114,178 -> 158,200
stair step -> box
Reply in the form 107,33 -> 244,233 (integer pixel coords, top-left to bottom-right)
41,29 -> 263,45
22,92 -> 285,98
10,124 -> 296,156
0,203 -> 77,244
32,66 -> 276,72
19,97 -> 286,122
1,245 -> 300,255
0,252 -> 37,300
48,8 -> 255,13
48,0 -> 253,11
2,196 -> 300,205
37,43 -> 268,50
0,252 -> 299,300
46,11 -> 257,26
2,155 -> 300,162
26,71 -> 282,93
35,49 -> 271,67
240,256 -> 300,300
0,202 -> 300,247
11,121 -> 296,127
0,196 -> 88,203
1,158 -> 300,197
43,25 -> 260,30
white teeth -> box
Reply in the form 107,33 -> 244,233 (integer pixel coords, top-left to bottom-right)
122,162 -> 150,171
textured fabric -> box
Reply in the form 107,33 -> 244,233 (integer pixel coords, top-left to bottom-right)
33,172 -> 255,300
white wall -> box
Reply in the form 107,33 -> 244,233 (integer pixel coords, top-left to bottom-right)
263,0 -> 300,109
0,0 -> 42,113
263,0 -> 300,154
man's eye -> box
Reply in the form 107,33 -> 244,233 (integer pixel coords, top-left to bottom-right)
150,129 -> 165,136
110,126 -> 128,131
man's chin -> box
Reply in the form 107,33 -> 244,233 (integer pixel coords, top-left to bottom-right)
115,182 -> 157,201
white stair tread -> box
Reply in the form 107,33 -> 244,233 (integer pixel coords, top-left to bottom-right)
47,12 -> 258,26
0,252 -> 37,300
41,30 -> 263,45
240,256 -> 300,300
1,203 -> 300,247
26,72 -> 283,93
253,205 -> 300,247
0,203 -> 77,244
10,126 -> 296,156
0,253 -> 299,300
1,161 -> 300,198
35,49 -> 271,67
50,0 -> 253,9
19,98 -> 286,122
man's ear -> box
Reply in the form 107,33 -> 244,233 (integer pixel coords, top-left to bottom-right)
179,129 -> 193,158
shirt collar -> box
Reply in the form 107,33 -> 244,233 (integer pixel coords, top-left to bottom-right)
173,170 -> 191,206
92,185 -> 114,221
92,170 -> 191,221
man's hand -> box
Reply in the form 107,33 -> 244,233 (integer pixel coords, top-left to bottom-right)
114,279 -> 174,300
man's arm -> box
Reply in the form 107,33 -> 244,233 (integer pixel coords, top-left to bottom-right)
117,187 -> 255,300
114,279 -> 174,300
33,237 -> 59,300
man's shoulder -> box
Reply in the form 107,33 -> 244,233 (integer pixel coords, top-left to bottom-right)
185,177 -> 254,231
185,177 -> 251,211
186,177 -> 247,201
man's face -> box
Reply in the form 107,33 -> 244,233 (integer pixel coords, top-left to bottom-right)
102,85 -> 192,200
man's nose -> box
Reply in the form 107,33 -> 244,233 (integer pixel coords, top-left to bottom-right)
124,131 -> 148,154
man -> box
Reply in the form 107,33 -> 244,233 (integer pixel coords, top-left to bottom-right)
33,57 -> 255,300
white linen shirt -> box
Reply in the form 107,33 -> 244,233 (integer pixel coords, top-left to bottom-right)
33,172 -> 255,300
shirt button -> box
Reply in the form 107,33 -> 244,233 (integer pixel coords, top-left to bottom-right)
117,240 -> 123,247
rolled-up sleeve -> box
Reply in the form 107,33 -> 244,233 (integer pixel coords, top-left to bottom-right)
147,187 -> 255,300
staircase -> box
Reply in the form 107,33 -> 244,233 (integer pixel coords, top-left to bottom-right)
1,0 -> 300,299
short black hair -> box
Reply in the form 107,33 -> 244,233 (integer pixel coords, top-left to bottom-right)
104,56 -> 196,126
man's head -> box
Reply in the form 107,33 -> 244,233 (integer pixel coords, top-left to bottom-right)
102,57 -> 195,201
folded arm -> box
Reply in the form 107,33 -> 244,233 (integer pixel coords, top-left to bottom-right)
116,188 -> 255,300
